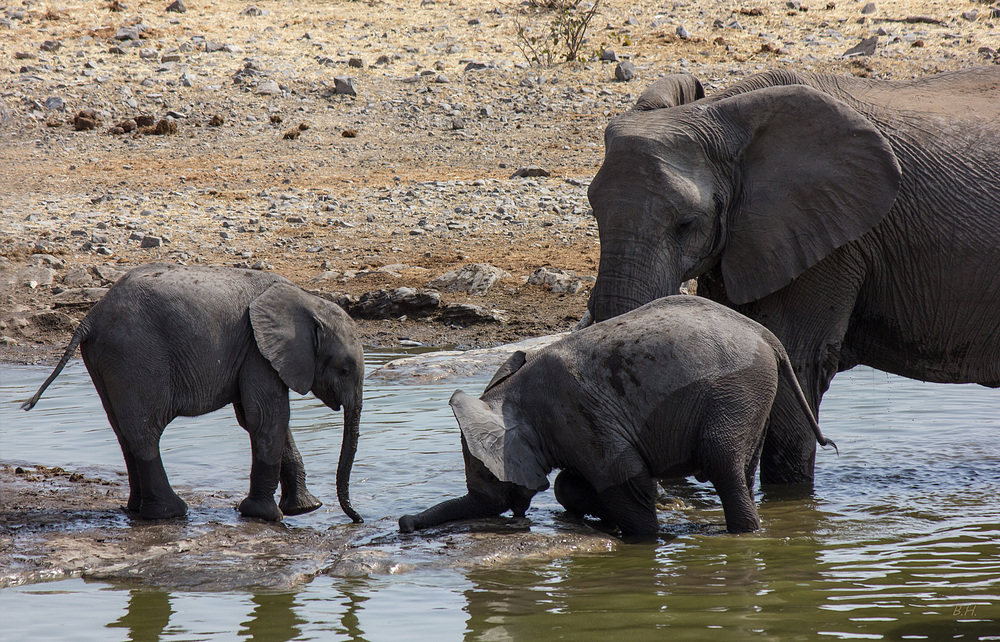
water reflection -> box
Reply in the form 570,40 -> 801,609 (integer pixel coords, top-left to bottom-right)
107,589 -> 172,642
238,592 -> 304,641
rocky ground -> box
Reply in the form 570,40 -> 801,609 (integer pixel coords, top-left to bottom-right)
1,0 -> 997,363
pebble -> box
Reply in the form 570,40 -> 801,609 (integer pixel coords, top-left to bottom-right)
615,61 -> 636,82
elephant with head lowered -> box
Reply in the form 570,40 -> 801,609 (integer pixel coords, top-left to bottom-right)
399,296 -> 835,539
585,67 -> 1000,485
23,263 -> 365,523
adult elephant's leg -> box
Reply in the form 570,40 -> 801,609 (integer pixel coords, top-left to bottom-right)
233,398 -> 285,521
277,429 -> 322,516
723,255 -> 863,486
594,465 -> 659,541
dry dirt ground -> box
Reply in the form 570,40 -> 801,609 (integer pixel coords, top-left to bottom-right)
1,0 -> 997,363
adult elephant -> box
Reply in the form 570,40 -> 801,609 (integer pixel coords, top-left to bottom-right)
585,67 -> 1000,485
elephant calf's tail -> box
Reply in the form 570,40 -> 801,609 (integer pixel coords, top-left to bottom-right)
778,356 -> 838,455
21,322 -> 90,411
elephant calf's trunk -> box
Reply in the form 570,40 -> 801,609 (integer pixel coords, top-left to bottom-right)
337,403 -> 363,523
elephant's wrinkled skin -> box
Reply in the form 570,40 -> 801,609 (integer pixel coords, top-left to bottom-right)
23,263 -> 365,523
586,67 -> 1000,485
400,296 -> 834,539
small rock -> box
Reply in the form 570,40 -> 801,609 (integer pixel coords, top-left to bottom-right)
342,129 -> 358,138
74,111 -> 98,131
350,288 -> 441,319
255,80 -> 282,96
599,49 -> 618,62
527,267 -> 587,294
438,303 -> 508,325
961,10 -> 979,21
428,263 -> 511,296
450,117 -> 465,130
139,47 -> 158,59
115,26 -> 141,41
165,0 -> 186,13
141,235 -> 163,248
842,35 -> 878,57
150,119 -> 178,135
43,96 -> 65,110
615,60 -> 636,82
40,40 -> 62,52
676,25 -> 690,39
135,114 -> 155,127
239,5 -> 268,16
209,114 -> 225,126
860,2 -> 876,14
348,57 -> 364,68
510,166 -> 551,179
334,76 -> 356,96
283,129 -> 300,140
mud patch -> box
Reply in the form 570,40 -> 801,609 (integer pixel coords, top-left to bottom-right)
1,464 -> 618,591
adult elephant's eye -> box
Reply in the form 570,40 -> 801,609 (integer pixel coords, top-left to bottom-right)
339,364 -> 352,377
675,217 -> 697,236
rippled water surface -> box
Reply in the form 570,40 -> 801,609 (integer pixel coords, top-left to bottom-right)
2,355 -> 1000,640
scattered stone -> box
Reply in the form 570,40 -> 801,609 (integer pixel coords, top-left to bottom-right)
149,119 -> 178,135
239,5 -> 268,17
165,0 -> 186,13
860,2 -> 876,14
450,117 -> 465,130
73,110 -> 98,131
342,129 -> 358,138
615,60 -> 636,82
135,114 -> 155,127
348,57 -> 364,68
843,36 -> 878,57
40,40 -> 61,52
676,25 -> 690,39
141,235 -> 163,248
350,288 -> 441,319
961,10 -> 979,21
43,96 -> 65,110
115,26 -> 142,41
209,114 -> 225,126
283,128 -> 300,140
255,80 -> 282,96
428,263 -> 511,295
334,76 -> 357,96
510,166 -> 550,179
527,267 -> 591,294
438,303 -> 508,325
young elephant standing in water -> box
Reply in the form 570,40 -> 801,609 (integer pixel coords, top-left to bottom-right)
22,263 -> 365,523
399,296 -> 835,539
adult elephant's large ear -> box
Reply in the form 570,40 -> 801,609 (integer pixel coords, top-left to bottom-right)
710,84 -> 901,305
250,283 -> 317,395
633,74 -> 705,111
450,390 -> 548,491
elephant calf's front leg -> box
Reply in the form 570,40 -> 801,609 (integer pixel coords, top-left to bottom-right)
235,400 -> 287,522
277,430 -> 322,516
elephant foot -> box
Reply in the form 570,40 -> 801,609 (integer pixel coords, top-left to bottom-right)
135,494 -> 188,520
238,496 -> 283,522
279,490 -> 322,516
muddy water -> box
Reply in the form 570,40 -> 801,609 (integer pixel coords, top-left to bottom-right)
3,353 -> 1000,640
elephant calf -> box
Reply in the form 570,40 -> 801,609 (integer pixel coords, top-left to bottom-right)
23,263 -> 365,523
399,296 -> 835,539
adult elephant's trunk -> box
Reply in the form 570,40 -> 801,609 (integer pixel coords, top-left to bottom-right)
337,401 -> 363,523
588,249 -> 678,322
399,493 -> 506,533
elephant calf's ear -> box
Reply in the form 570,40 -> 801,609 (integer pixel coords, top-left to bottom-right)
250,283 -> 318,395
450,390 -> 548,491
